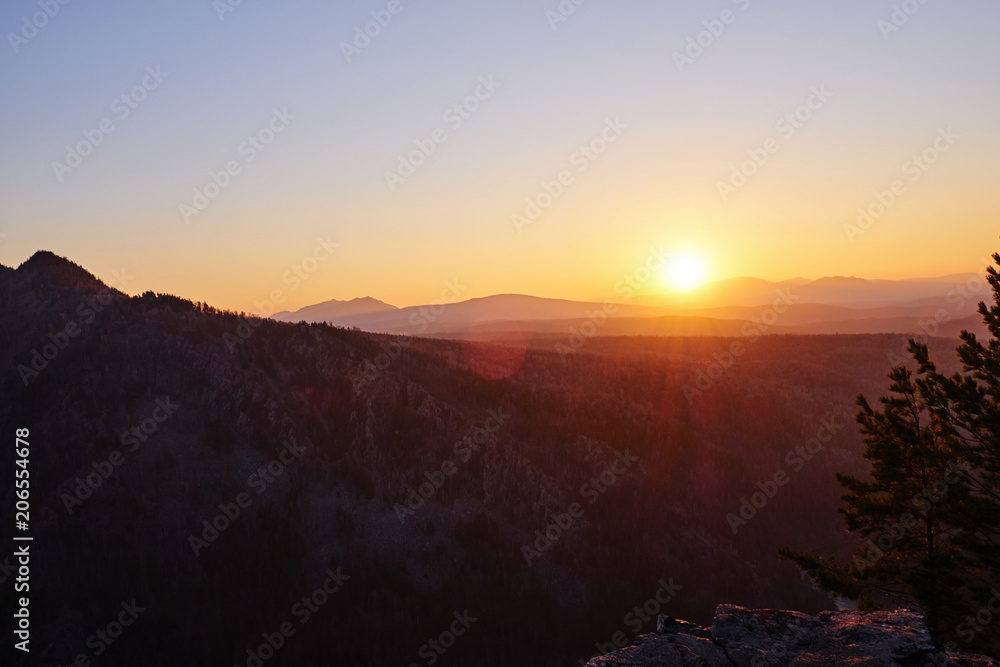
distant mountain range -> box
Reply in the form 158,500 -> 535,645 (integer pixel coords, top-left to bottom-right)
638,274 -> 990,309
272,274 -> 991,340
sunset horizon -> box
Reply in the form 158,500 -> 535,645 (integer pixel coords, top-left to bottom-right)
4,1 -> 1000,665
4,246 -> 998,313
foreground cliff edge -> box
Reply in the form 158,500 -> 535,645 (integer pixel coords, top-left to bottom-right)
585,605 -> 998,667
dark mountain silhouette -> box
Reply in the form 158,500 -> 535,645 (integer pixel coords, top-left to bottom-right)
0,252 -> 977,666
10,250 -> 115,297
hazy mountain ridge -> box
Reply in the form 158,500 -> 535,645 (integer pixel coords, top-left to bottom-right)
278,293 -> 677,330
272,296 -> 398,322
273,273 -> 989,339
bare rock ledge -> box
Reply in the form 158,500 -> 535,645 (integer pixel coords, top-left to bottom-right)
585,605 -> 998,667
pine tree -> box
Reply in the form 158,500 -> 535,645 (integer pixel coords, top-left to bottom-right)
781,253 -> 1000,656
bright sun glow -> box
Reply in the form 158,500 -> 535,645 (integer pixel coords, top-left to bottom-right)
663,252 -> 708,291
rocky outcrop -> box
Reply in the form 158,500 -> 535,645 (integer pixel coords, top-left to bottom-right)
585,605 -> 998,666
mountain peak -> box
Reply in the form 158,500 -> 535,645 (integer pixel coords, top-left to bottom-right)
14,250 -> 112,294
348,296 -> 394,305
816,275 -> 866,281
272,295 -> 398,322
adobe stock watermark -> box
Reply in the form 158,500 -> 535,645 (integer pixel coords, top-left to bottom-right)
12,545 -> 30,653
188,435 -> 307,556
555,245 -> 669,360
407,610 -> 478,667
885,258 -> 992,368
354,277 -> 466,389
17,268 -> 135,386
394,407 -> 511,523
579,578 -> 683,665
7,0 -> 72,54
340,0 -> 415,63
843,126 -> 959,244
384,75 -> 501,192
522,448 -> 639,566
0,554 -> 18,586
545,0 -> 592,31
213,0 -> 253,21
877,0 -> 932,41
232,567 -> 350,667
224,235 -> 340,352
683,288 -> 798,404
672,0 -> 753,73
59,396 -> 181,515
717,85 -> 834,202
56,600 -> 145,666
941,588 -> 1000,654
511,117 -> 628,233
554,302 -> 618,361
51,65 -> 169,182
179,107 -> 295,223
406,278 -> 467,335
726,415 -> 844,535
852,461 -> 965,574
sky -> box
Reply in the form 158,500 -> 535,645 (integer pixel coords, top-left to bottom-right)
1,0 -> 998,311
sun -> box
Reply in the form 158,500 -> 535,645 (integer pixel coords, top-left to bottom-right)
662,252 -> 708,292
